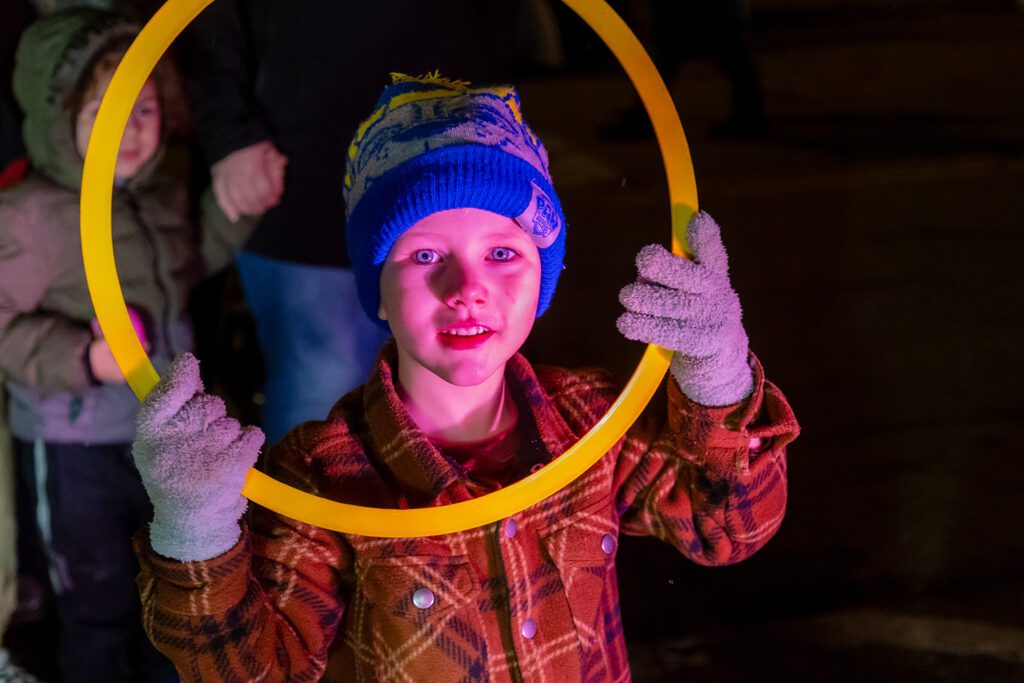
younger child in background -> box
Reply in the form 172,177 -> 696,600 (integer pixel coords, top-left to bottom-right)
0,8 -> 253,682
131,74 -> 799,682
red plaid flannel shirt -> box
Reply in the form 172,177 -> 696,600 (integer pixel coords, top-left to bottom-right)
135,344 -> 798,682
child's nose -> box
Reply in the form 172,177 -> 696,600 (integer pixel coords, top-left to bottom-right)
123,113 -> 142,138
443,262 -> 488,308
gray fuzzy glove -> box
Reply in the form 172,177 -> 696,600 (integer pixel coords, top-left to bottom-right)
617,212 -> 754,406
133,353 -> 264,562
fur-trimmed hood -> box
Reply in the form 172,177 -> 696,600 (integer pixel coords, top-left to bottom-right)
12,7 -> 164,190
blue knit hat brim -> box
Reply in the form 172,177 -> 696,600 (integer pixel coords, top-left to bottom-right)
347,144 -> 566,328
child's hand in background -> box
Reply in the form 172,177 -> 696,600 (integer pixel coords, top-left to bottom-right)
617,212 -> 754,407
88,306 -> 150,384
88,337 -> 126,384
133,352 -> 265,561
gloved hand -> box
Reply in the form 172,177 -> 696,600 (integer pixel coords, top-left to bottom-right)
133,353 -> 265,562
617,212 -> 754,407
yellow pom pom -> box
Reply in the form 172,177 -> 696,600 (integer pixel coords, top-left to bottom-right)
389,70 -> 471,90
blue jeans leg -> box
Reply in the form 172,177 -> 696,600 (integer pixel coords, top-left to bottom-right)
235,251 -> 390,445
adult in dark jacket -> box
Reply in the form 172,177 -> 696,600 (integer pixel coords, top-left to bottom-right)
184,0 -> 521,443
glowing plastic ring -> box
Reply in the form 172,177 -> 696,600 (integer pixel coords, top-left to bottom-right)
81,0 -> 698,537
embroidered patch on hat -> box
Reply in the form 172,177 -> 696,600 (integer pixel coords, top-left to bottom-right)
515,181 -> 561,249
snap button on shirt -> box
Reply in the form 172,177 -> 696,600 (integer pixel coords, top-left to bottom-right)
601,534 -> 616,555
412,588 -> 435,610
521,618 -> 538,639
504,519 -> 518,538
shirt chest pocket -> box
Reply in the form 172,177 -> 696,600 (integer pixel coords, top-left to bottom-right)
354,552 -> 484,675
540,499 -> 621,648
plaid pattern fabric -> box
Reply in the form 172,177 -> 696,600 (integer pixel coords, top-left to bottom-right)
135,344 -> 798,682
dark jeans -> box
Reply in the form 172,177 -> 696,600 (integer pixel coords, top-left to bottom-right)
15,439 -> 177,683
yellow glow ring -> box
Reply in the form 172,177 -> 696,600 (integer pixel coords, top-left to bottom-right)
81,0 -> 698,537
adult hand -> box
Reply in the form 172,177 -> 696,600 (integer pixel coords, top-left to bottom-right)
133,353 -> 265,561
617,212 -> 754,406
210,140 -> 288,222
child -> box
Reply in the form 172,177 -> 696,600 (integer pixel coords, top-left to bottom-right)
0,8 -> 251,682
131,74 -> 799,682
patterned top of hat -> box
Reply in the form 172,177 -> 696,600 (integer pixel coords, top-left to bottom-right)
344,72 -> 551,216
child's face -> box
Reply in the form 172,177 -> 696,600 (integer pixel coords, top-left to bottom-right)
75,71 -> 161,181
380,208 -> 542,388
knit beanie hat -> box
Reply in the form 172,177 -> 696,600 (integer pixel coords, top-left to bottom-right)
344,72 -> 566,327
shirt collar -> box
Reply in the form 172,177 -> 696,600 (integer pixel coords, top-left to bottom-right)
363,342 -> 579,507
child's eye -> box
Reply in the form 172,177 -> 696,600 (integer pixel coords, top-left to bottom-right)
489,247 -> 518,262
412,249 -> 440,264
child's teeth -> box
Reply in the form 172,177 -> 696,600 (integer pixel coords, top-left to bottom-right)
447,326 -> 487,336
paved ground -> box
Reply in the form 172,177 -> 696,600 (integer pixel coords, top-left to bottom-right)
6,1 -> 1023,680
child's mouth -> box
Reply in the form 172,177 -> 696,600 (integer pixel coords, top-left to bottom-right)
438,325 -> 495,350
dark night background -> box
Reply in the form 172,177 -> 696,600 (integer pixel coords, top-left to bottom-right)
524,0 -> 1024,679
4,0 -> 1023,680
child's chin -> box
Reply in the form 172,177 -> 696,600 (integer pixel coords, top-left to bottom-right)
435,360 -> 506,387
115,155 -> 152,180
114,164 -> 141,180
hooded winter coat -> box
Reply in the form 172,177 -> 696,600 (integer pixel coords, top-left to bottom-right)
0,8 -> 247,444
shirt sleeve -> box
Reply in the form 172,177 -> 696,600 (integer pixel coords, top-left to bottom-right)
197,188 -> 258,274
613,353 -> 800,566
135,428 -> 353,683
0,202 -> 94,393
